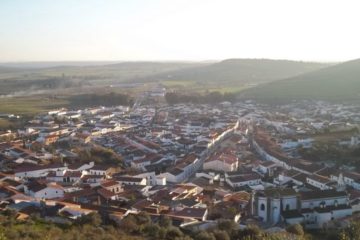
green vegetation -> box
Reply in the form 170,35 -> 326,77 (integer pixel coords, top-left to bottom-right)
0,211 -> 142,240
76,146 -> 124,166
0,97 -> 68,116
0,92 -> 132,117
312,129 -> 359,143
241,59 -> 360,102
286,224 -> 305,236
298,141 -> 360,169
161,80 -> 196,88
296,129 -> 360,168
1,209 -> 358,240
165,91 -> 237,105
163,82 -> 247,94
202,86 -> 247,94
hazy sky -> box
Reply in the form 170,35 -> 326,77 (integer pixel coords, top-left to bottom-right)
1,0 -> 359,62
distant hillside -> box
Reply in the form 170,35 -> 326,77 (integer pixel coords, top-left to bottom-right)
0,66 -> 28,74
240,59 -> 360,102
0,61 -> 123,68
0,59 -> 328,96
0,61 -> 205,94
0,61 -> 204,81
142,59 -> 328,85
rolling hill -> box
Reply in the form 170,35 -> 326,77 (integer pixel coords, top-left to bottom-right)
0,61 -> 205,95
0,59 -> 329,96
0,61 -> 204,81
140,59 -> 328,85
240,58 -> 360,102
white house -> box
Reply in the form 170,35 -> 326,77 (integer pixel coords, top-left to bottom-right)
158,168 -> 185,183
67,161 -> 94,171
15,163 -> 67,179
226,173 -> 262,188
46,170 -> 84,184
89,165 -> 115,177
131,172 -> 157,186
306,175 -> 335,190
203,152 -> 238,172
131,158 -> 151,170
255,161 -> 278,176
343,171 -> 360,190
24,182 -> 64,199
100,180 -> 123,194
115,176 -> 147,186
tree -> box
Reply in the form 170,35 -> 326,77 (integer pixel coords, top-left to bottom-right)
120,215 -> 139,234
143,224 -> 160,239
0,230 -> 7,240
217,219 -> 237,233
286,224 -> 304,236
159,215 -> 172,228
75,212 -> 102,226
165,226 -> 183,240
236,225 -> 263,240
213,230 -> 230,240
340,221 -> 360,240
194,231 -> 216,240
76,146 -> 124,166
136,212 -> 151,225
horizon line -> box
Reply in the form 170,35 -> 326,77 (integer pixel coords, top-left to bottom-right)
0,57 -> 344,65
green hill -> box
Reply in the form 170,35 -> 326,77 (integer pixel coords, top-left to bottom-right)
240,58 -> 360,102
143,59 -> 327,85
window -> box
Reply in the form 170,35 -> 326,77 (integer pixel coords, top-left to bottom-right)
285,204 -> 290,211
260,203 -> 265,211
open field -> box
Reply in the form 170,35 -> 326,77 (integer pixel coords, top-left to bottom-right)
160,80 -> 195,88
0,84 -> 137,117
197,85 -> 248,94
161,80 -> 248,94
0,81 -> 248,119
0,96 -> 69,116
